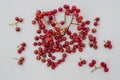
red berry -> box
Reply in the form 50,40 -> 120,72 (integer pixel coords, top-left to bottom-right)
36,55 -> 41,60
34,50 -> 38,54
78,62 -> 83,66
62,53 -> 67,58
94,22 -> 98,26
76,9 -> 80,13
19,18 -> 23,22
92,60 -> 96,65
51,56 -> 56,60
21,42 -> 26,47
77,26 -> 81,31
18,60 -> 23,65
34,36 -> 39,41
107,40 -> 111,45
104,43 -> 108,48
92,28 -> 97,33
81,60 -> 86,64
108,45 -> 112,49
19,57 -> 25,61
51,22 -> 56,27
58,7 -> 63,12
89,63 -> 93,67
32,20 -> 36,24
71,5 -> 77,11
63,4 -> 69,9
15,17 -> 20,21
95,17 -> 100,21
17,49 -> 22,54
86,20 -> 90,25
33,42 -> 37,46
60,21 -> 65,25
36,29 -> 41,34
104,67 -> 109,72
20,47 -> 25,51
100,62 -> 107,68
15,27 -> 20,32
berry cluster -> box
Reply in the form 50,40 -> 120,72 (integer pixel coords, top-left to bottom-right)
9,17 -> 23,32
31,4 -> 113,70
78,59 -> 87,67
104,40 -> 112,49
17,57 -> 25,65
78,59 -> 109,73
17,42 -> 26,54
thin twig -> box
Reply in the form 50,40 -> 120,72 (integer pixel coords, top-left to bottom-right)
68,15 -> 74,29
72,23 -> 81,25
13,58 -> 19,60
64,14 -> 66,23
91,66 -> 102,73
9,22 -> 18,26
43,17 -> 48,24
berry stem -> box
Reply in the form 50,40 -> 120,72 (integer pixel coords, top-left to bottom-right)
43,17 -> 48,24
13,58 -> 19,60
68,15 -> 74,28
64,13 -> 66,23
71,23 -> 80,25
9,22 -> 19,26
91,66 -> 102,73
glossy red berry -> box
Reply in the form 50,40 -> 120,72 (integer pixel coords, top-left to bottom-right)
15,17 -> 20,21
94,22 -> 98,26
36,55 -> 41,60
19,57 -> 25,61
100,62 -> 107,68
15,27 -> 21,32
62,53 -> 67,58
32,20 -> 36,24
78,62 -> 83,66
95,17 -> 100,21
81,60 -> 86,64
89,63 -> 93,67
58,7 -> 63,12
21,42 -> 26,47
104,67 -> 109,72
19,18 -> 23,22
92,60 -> 96,65
92,28 -> 97,33
18,60 -> 23,65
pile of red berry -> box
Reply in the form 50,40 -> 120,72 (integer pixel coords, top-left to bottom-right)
10,4 -> 113,73
31,4 -> 112,70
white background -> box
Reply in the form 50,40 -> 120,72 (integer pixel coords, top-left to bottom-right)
0,0 -> 120,80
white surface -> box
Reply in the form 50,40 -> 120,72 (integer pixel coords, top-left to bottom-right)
0,0 -> 120,80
